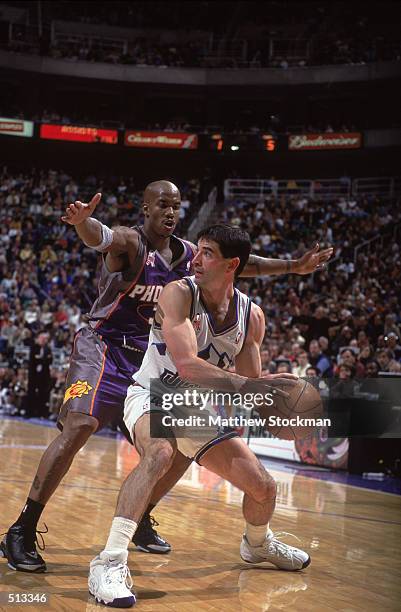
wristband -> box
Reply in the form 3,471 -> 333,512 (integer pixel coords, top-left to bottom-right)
84,222 -> 114,252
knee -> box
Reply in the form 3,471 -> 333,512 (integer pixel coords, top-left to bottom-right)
143,441 -> 176,478
61,412 -> 98,450
249,469 -> 276,505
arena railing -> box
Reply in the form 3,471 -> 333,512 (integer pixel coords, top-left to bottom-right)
352,177 -> 401,198
353,221 -> 401,265
188,186 -> 217,242
223,177 -> 401,201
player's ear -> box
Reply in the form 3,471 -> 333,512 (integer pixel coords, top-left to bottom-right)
143,202 -> 150,218
228,257 -> 240,274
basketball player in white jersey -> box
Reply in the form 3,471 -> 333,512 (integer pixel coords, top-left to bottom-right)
88,225 -> 310,608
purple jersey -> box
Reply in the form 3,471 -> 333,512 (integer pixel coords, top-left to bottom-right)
87,227 -> 194,377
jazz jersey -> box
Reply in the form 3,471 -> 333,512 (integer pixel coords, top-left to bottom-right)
134,276 -> 252,390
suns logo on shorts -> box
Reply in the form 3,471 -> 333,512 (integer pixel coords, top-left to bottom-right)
63,380 -> 93,404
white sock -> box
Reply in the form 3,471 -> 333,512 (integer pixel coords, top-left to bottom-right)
245,522 -> 268,547
104,517 -> 138,554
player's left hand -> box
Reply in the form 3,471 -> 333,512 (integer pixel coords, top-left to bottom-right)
262,372 -> 298,381
295,243 -> 333,274
61,192 -> 102,225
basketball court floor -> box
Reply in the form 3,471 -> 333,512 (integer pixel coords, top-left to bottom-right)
1,418 -> 400,611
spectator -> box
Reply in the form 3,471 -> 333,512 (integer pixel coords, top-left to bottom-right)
337,364 -> 353,380
365,360 -> 380,377
376,349 -> 393,373
292,351 -> 312,377
308,340 -> 333,377
305,366 -> 320,377
384,332 -> 401,360
26,333 -> 52,419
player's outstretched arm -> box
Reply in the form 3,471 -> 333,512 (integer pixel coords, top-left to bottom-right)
61,192 -> 140,256
240,243 -> 334,277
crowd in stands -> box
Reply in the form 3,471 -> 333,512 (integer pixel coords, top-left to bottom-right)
5,32 -> 399,69
0,168 -> 200,419
222,191 -> 401,381
44,39 -> 205,68
3,2 -> 400,69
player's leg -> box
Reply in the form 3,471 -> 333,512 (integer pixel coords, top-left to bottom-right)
29,411 -> 98,504
198,437 -> 310,571
117,381 -> 192,554
133,451 -> 192,553
115,390 -> 189,555
0,329 -> 107,572
89,411 -> 178,607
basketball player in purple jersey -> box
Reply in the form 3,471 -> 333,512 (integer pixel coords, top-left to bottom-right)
1,180 -> 332,572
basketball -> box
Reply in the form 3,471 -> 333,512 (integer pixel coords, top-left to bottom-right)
257,378 -> 323,441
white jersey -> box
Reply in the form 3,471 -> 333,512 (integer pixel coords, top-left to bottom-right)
133,276 -> 252,390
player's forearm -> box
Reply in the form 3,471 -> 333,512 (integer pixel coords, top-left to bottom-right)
240,254 -> 301,277
177,357 -> 246,391
75,220 -> 133,254
75,218 -> 103,247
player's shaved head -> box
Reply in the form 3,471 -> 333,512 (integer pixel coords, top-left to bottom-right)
142,180 -> 181,238
144,180 -> 180,203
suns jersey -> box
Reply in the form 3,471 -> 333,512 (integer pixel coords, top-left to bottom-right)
86,227 -> 195,377
133,276 -> 252,390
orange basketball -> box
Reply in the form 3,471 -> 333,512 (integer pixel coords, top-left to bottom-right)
256,378 -> 323,441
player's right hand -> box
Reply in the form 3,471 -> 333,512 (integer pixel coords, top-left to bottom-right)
61,192 -> 102,225
242,375 -> 298,400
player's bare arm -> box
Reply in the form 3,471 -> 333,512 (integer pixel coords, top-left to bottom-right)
234,304 -> 298,382
157,280 -> 250,388
157,283 -> 296,395
186,240 -> 333,277
240,243 -> 334,277
61,191 -> 141,272
234,303 -> 265,378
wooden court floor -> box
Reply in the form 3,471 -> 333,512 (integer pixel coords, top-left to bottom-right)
0,419 -> 400,611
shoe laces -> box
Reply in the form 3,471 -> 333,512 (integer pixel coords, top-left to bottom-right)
34,524 -> 48,552
0,523 -> 48,553
105,561 -> 133,590
140,514 -> 159,537
264,531 -> 302,560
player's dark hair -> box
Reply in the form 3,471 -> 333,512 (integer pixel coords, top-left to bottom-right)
197,224 -> 251,277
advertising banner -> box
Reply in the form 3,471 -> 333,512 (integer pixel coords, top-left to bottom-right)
289,132 -> 362,150
248,434 -> 349,470
124,130 -> 198,149
0,117 -> 33,138
40,124 -> 118,144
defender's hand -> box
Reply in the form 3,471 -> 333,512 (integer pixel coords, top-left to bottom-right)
295,243 -> 334,274
61,192 -> 102,225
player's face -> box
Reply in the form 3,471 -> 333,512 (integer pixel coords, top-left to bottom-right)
193,238 -> 236,286
145,191 -> 181,237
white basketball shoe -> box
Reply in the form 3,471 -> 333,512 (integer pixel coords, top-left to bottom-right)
88,550 -> 136,608
240,529 -> 311,571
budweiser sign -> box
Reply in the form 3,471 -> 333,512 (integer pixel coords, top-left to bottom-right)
125,131 -> 198,149
289,133 -> 362,151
